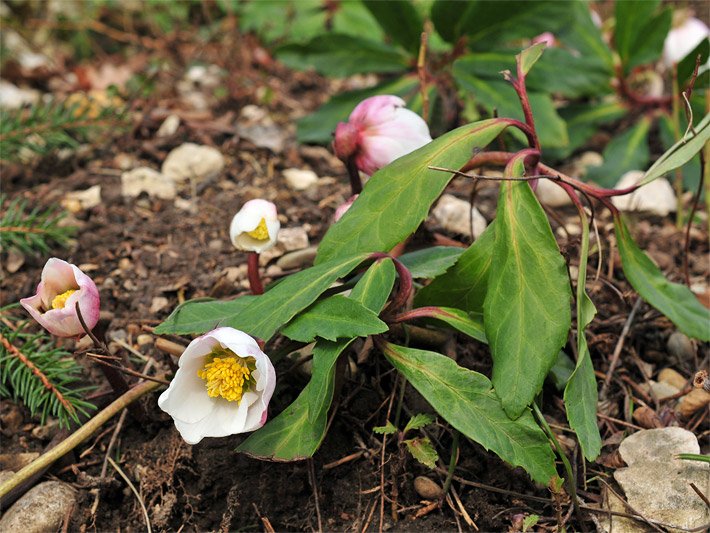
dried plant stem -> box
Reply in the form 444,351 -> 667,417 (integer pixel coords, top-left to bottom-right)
0,378 -> 161,500
0,332 -> 75,416
107,456 -> 152,533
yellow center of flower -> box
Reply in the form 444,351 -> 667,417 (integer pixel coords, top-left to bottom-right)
246,218 -> 270,241
197,350 -> 256,403
51,289 -> 78,309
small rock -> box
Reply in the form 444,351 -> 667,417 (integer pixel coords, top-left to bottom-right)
612,428 -> 709,531
136,334 -> 153,346
641,380 -> 680,401
276,246 -> 318,270
156,114 -> 180,138
31,419 -> 58,440
61,185 -> 102,213
236,105 -> 288,153
0,452 -> 39,471
536,179 -> 573,206
277,227 -> 310,252
161,143 -> 225,183
0,80 -> 40,109
432,194 -> 487,239
283,168 -> 318,190
0,471 -> 14,484
150,296 -> 169,314
121,167 -> 176,200
667,331 -> 695,363
208,239 -> 223,252
611,170 -> 676,216
658,368 -> 687,390
677,388 -> 710,418
5,247 -> 25,274
0,404 -> 23,432
0,481 -> 77,533
413,476 -> 443,500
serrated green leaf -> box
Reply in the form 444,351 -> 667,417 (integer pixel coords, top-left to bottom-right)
615,216 -> 710,341
374,421 -> 398,435
382,342 -> 556,484
643,113 -> 710,186
587,117 -> 651,188
403,413 -> 435,434
316,119 -> 509,264
563,210 -> 601,461
522,514 -> 541,532
281,295 -> 387,343
414,222 -> 495,314
276,34 -> 409,77
398,246 -> 464,279
404,437 -> 439,469
518,43 -> 546,76
484,155 -> 571,418
362,0 -> 422,54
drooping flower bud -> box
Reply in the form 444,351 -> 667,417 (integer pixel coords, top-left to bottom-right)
20,258 -> 100,338
158,327 -> 276,444
333,194 -> 358,222
229,199 -> 280,253
532,32 -> 556,47
663,15 -> 709,66
333,95 -> 432,176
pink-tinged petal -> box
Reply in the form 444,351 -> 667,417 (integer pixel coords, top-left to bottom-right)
333,122 -> 359,161
334,194 -> 358,222
38,258 -> 78,308
532,32 -> 555,47
229,199 -> 280,253
349,95 -> 406,128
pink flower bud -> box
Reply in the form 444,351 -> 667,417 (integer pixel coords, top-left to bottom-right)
663,16 -> 709,66
229,199 -> 280,253
333,95 -> 432,176
158,327 -> 276,444
532,32 -> 556,48
20,258 -> 100,338
333,194 -> 358,222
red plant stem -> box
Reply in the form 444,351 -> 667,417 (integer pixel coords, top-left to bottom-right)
368,253 -> 413,317
614,64 -> 672,109
247,251 -> 264,295
346,156 -> 363,195
513,61 -> 540,152
390,306 -> 446,324
499,118 -> 537,148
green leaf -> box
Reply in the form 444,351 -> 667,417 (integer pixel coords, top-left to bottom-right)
423,307 -> 487,344
331,1 -> 385,41
552,101 -> 627,159
296,76 -> 418,144
281,295 -> 387,342
403,413 -> 435,434
518,43 -> 546,76
414,222 -> 495,314
563,210 -> 601,461
657,113 -> 702,193
404,437 -> 439,469
643,113 -> 710,186
586,117 -> 651,188
557,0 -> 613,68
484,155 -> 572,418
154,297 -> 256,336
523,514 -> 541,532
614,0 -> 660,69
548,351 -> 576,391
276,34 -> 409,77
615,216 -> 710,341
382,342 -> 557,484
397,246 -> 464,279
678,39 -> 709,87
316,119 -> 509,264
362,0 -> 423,54
676,453 -> 710,463
626,7 -> 672,72
307,260 -> 395,422
374,421 -> 398,435
238,0 -> 325,44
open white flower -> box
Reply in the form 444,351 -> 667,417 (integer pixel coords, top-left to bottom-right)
158,327 -> 276,444
663,15 -> 709,66
229,199 -> 280,253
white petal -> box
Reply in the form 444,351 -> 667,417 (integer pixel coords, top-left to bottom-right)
158,357 -> 215,423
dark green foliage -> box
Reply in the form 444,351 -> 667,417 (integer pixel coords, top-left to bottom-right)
0,194 -> 75,255
0,311 -> 96,429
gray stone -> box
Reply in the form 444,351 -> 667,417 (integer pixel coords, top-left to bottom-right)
283,168 -> 318,190
156,114 -> 180,137
612,170 -> 677,216
62,185 -> 102,212
276,246 -> 318,270
612,428 -> 709,531
536,178 -> 573,207
432,194 -> 487,239
161,143 -> 224,183
121,167 -> 176,200
0,481 -> 76,533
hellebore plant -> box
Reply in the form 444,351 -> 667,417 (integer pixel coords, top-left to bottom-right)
229,199 -> 280,295
158,327 -> 275,444
333,95 -> 432,194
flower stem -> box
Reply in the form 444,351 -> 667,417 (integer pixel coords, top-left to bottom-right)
247,251 -> 264,295
369,253 -> 413,317
346,156 -> 363,195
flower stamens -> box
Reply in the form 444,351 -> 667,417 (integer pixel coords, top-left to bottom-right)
197,351 -> 256,403
246,218 -> 269,241
51,289 -> 78,309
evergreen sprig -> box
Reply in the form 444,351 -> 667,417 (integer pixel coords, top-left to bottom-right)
0,93 -> 127,162
0,194 -> 75,255
0,309 -> 96,429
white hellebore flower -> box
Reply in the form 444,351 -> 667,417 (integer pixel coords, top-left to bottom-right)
229,199 -> 280,253
158,327 -> 276,444
662,16 -> 709,66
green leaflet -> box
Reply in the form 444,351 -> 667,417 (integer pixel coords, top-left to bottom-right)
362,0 -> 422,54
563,210 -> 601,461
316,119 -> 509,264
484,156 -> 572,419
586,117 -> 651,188
397,246 -> 465,279
414,222 -> 495,313
281,295 -> 387,342
382,342 -> 557,484
615,217 -> 710,341
155,253 -> 367,339
424,307 -> 487,344
518,43 -> 546,76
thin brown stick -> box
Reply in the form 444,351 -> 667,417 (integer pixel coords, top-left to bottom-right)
0,226 -> 55,234
690,482 -> 710,509
323,450 -> 366,470
0,332 -> 75,416
601,297 -> 643,396
307,458 -> 323,532
86,354 -> 169,385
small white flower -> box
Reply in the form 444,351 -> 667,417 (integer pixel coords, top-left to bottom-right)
663,16 -> 709,66
229,199 -> 280,253
158,327 -> 276,445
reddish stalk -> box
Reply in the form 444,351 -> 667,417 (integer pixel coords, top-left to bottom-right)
369,253 -> 413,317
247,251 -> 264,295
391,306 -> 449,324
346,156 -> 363,195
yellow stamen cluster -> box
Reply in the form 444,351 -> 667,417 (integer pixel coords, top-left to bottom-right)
51,289 -> 78,310
246,218 -> 270,241
197,354 -> 255,403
